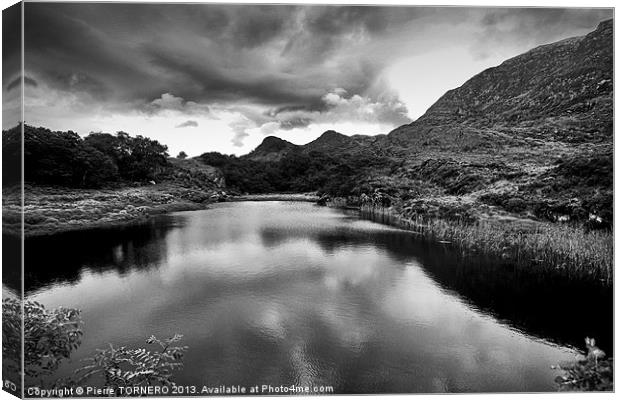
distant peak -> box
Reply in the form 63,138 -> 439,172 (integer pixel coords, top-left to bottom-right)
321,130 -> 344,137
250,136 -> 297,156
261,136 -> 289,144
315,130 -> 349,142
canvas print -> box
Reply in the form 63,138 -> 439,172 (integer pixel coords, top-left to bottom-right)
1,1 -> 614,397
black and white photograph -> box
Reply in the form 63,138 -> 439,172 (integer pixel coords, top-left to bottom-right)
1,0 -> 615,397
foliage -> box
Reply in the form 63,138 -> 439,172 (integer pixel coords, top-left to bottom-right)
74,334 -> 188,388
513,150 -> 614,227
361,205 -> 613,284
555,358 -> 613,391
554,338 -> 613,391
2,298 -> 83,379
82,131 -> 169,183
3,298 -> 187,390
198,149 -> 396,196
177,151 -> 188,159
2,125 -> 169,188
404,158 -> 520,195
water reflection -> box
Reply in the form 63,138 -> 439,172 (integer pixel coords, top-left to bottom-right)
402,241 -> 613,353
2,234 -> 21,297
23,202 -> 611,393
24,221 -> 179,294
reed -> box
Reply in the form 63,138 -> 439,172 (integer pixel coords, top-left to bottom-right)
360,205 -> 613,285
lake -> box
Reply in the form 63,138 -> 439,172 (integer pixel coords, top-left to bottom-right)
18,201 -> 612,393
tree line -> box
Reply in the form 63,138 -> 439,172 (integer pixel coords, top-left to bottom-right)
2,125 -> 169,188
198,149 -> 396,196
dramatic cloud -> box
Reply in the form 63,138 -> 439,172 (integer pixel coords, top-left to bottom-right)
10,3 -> 611,155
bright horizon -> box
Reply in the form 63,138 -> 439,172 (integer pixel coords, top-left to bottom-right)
2,4 -> 612,156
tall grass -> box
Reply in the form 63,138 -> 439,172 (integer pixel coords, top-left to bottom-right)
360,205 -> 613,285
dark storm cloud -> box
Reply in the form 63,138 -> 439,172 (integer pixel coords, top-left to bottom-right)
176,120 -> 199,128
3,3 -> 23,129
22,3 -> 426,110
22,3 -> 612,145
143,45 -> 325,106
226,6 -> 294,48
2,2 -> 21,82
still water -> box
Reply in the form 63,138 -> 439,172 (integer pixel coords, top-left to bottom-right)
21,201 -> 612,393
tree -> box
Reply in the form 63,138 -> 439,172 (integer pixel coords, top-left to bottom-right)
22,125 -> 84,186
5,126 -> 171,188
177,151 -> 188,159
76,145 -> 119,187
112,132 -> 169,181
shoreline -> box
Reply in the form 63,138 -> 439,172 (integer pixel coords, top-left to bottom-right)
3,187 -> 321,238
349,203 -> 612,286
230,193 -> 320,202
3,184 -> 222,238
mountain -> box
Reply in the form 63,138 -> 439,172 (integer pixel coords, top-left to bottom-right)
245,136 -> 299,161
390,19 -> 612,145
303,130 -> 357,153
246,130 -> 394,161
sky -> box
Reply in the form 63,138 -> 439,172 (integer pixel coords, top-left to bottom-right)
2,3 -> 612,156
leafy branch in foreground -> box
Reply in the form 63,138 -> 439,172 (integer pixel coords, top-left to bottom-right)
3,298 -> 188,390
2,298 -> 83,380
74,334 -> 188,388
554,337 -> 613,391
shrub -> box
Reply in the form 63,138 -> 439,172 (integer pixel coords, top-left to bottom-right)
74,334 -> 188,388
555,337 -> 613,391
555,358 -> 613,391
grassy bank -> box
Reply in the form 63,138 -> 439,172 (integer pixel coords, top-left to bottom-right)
2,186 -> 315,237
2,184 -> 228,237
357,204 -> 613,285
231,193 -> 319,202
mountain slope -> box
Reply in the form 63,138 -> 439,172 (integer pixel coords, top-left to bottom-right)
364,19 -> 613,223
391,19 -> 612,144
245,136 -> 299,161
